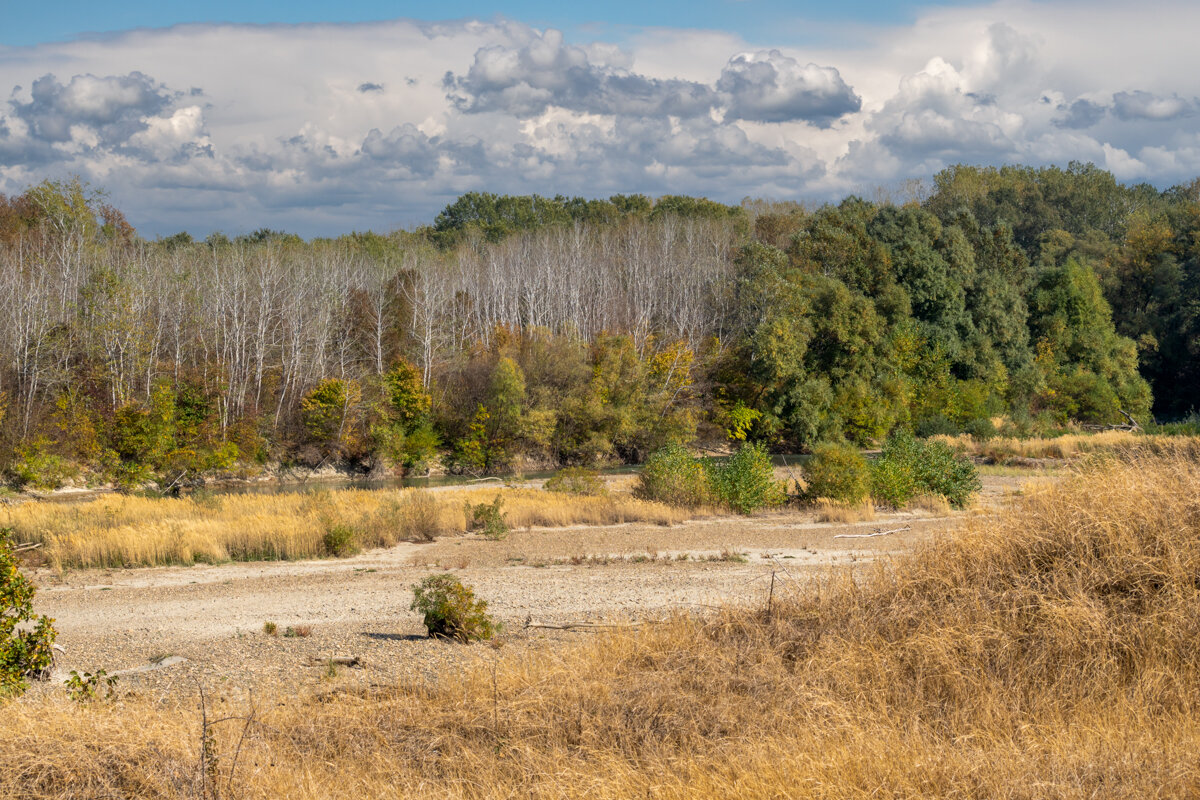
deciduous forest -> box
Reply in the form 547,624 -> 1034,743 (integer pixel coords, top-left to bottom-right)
0,162 -> 1196,488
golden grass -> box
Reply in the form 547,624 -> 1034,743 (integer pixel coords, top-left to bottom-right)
814,498 -> 876,523
4,452 -> 1200,797
0,486 -> 689,570
935,430 -> 1200,462
904,493 -> 952,514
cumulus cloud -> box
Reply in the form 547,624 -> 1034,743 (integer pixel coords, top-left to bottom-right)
0,6 -> 1197,236
1112,90 -> 1197,121
717,50 -> 860,125
446,28 -> 715,118
11,71 -> 173,145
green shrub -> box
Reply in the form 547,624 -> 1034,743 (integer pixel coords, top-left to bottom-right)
634,444 -> 710,507
961,417 -> 998,441
1,529 -> 56,696
410,574 -> 498,642
322,524 -> 359,557
465,495 -> 508,540
870,431 -> 980,509
707,442 -> 786,514
64,669 -> 117,703
6,442 -> 77,491
802,443 -> 871,504
544,466 -> 607,496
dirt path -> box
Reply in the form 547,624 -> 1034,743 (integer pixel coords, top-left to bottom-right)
26,471 -> 1048,698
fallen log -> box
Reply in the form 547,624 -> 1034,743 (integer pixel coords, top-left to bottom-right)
108,656 -> 188,678
833,526 -> 911,539
523,616 -> 661,630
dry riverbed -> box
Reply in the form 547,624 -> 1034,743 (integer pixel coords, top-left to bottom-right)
22,473 -> 1043,699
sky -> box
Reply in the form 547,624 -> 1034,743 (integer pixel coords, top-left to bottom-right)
0,1 -> 1197,237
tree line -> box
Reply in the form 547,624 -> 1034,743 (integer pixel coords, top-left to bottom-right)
0,163 -> 1195,488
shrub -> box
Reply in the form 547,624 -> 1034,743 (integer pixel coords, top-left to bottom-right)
410,574 -> 498,642
263,621 -> 278,636
707,442 -> 786,514
634,444 -> 709,507
322,524 -> 359,557
6,441 -> 77,491
465,495 -> 508,540
1,529 -> 56,696
64,669 -> 117,703
870,431 -> 980,509
544,466 -> 607,496
802,443 -> 871,505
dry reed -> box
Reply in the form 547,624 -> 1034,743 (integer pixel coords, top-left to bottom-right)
3,452 -> 1200,797
814,498 -> 876,523
0,486 -> 688,570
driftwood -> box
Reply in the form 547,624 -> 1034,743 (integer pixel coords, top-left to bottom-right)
108,656 -> 188,678
308,656 -> 363,668
833,526 -> 911,540
13,542 -> 43,552
523,616 -> 655,631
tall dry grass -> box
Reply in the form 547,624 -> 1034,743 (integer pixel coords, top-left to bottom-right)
3,452 -> 1200,797
935,429 -> 1200,462
0,486 -> 688,570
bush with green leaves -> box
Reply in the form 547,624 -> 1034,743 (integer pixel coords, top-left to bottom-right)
1,529 -> 56,696
802,443 -> 871,504
321,523 -> 359,557
465,495 -> 508,540
544,466 -> 607,496
410,574 -> 498,642
706,442 -> 786,514
870,431 -> 981,509
634,444 -> 710,507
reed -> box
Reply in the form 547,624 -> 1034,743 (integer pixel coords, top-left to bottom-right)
1,485 -> 688,570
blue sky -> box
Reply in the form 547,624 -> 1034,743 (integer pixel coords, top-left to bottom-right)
0,1 -> 1197,236
2,1 -> 986,47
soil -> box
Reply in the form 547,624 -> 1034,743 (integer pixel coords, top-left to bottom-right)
23,473 -> 1046,700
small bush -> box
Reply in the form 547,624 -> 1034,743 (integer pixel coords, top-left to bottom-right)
635,444 -> 710,507
707,442 -> 786,515
544,467 -> 607,496
322,524 -> 359,557
1,529 -> 56,696
870,431 -> 981,509
394,490 -> 445,542
263,621 -> 277,636
283,625 -> 312,638
410,573 -> 498,642
802,443 -> 871,504
64,670 -> 117,703
465,495 -> 508,540
961,417 -> 998,441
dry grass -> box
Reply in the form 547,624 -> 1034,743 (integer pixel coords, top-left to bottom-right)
904,493 -> 952,515
0,486 -> 689,570
4,452 -> 1200,798
935,430 -> 1200,463
814,498 -> 876,523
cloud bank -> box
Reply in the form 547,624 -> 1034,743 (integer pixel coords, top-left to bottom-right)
0,3 -> 1198,236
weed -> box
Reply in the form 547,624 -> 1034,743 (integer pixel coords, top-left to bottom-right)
64,670 -> 117,703
263,621 -> 278,636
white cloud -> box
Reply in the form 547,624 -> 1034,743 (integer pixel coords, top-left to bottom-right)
0,3 -> 1196,235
